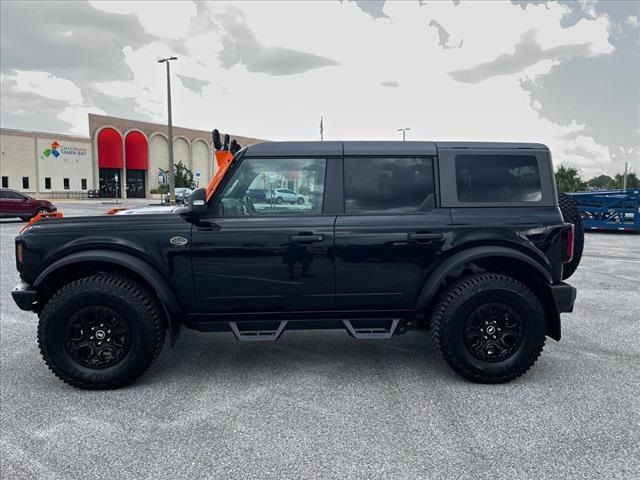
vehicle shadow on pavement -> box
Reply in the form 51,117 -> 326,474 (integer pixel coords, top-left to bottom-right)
145,329 -> 460,386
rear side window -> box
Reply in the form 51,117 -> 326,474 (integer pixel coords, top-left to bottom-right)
455,155 -> 542,203
344,157 -> 435,214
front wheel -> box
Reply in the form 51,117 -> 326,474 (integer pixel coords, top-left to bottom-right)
38,274 -> 166,389
297,197 -> 305,205
430,273 -> 546,384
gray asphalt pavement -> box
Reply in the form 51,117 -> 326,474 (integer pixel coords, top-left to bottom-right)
1,202 -> 639,479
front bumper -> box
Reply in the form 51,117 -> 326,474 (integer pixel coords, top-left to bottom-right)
11,281 -> 37,311
551,282 -> 577,313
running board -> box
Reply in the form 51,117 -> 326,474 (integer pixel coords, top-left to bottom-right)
229,321 -> 288,342
342,319 -> 400,339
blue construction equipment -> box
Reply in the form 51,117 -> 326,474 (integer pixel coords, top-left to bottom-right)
567,189 -> 640,232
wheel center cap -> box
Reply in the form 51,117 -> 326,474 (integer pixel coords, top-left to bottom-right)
95,330 -> 106,340
486,325 -> 496,335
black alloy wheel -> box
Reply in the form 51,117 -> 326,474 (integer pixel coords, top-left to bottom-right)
463,303 -> 523,362
65,306 -> 131,369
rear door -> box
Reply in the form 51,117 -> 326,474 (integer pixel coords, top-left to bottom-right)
334,153 -> 451,310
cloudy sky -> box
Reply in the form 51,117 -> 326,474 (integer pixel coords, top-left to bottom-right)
1,0 -> 638,178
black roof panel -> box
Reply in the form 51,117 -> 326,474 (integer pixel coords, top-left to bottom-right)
243,140 -> 548,156
435,141 -> 549,150
343,141 -> 437,156
245,141 -> 342,156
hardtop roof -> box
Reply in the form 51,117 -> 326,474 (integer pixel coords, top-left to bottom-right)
244,141 -> 549,156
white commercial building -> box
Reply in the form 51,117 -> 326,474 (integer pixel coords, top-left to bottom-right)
0,114 -> 261,199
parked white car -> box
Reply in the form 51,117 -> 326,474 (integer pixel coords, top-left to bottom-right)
266,188 -> 305,204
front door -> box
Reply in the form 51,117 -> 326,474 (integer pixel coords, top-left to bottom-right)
334,156 -> 450,310
191,156 -> 335,314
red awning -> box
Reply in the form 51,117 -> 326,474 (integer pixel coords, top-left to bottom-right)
125,131 -> 148,170
97,128 -> 123,169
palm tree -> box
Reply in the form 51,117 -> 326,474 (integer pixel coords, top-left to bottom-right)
555,165 -> 585,194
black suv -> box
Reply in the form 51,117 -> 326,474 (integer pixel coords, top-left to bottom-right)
12,141 -> 577,389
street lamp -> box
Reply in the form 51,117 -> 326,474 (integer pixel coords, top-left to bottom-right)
397,127 -> 411,141
158,56 -> 178,203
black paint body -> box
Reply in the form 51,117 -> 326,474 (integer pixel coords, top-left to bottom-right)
13,141 -> 574,340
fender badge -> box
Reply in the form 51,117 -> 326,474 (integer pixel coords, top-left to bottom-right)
169,236 -> 188,247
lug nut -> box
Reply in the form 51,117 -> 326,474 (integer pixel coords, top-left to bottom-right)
90,336 -> 94,340
98,342 -> 102,346
107,338 -> 111,342
100,324 -> 104,327
91,327 -> 95,331
107,330 -> 111,333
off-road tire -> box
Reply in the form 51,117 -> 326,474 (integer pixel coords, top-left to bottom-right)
38,274 -> 165,389
559,194 -> 584,280
431,273 -> 546,384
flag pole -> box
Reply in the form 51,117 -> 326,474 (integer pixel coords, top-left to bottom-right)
320,116 -> 324,142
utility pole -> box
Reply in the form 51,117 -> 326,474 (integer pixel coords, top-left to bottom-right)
158,56 -> 178,203
623,161 -> 628,190
397,127 -> 411,141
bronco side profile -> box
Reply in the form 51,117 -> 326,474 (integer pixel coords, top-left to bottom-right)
12,140 -> 578,389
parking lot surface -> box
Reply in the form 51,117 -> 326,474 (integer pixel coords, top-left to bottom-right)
1,201 -> 639,479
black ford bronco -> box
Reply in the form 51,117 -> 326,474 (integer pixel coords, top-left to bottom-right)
12,141 -> 579,389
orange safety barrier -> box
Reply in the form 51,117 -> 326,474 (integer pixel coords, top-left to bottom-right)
20,212 -> 64,233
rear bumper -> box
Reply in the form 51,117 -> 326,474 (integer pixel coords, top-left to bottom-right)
11,281 -> 37,311
551,282 -> 577,313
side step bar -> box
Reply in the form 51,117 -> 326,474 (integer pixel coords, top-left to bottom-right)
227,319 -> 402,342
229,321 -> 288,342
342,319 -> 400,340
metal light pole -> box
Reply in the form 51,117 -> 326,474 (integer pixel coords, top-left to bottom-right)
158,56 -> 178,203
398,127 -> 411,141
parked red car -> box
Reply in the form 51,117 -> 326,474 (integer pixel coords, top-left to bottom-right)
0,188 -> 56,221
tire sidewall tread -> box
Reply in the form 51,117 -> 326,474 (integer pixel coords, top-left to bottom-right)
38,274 -> 165,390
431,273 -> 546,384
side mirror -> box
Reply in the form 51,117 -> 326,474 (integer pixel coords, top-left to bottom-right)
176,187 -> 207,216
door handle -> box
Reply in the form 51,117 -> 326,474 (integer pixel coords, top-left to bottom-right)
289,234 -> 325,243
407,232 -> 443,242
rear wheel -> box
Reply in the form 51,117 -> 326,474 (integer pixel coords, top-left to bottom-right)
38,274 -> 165,389
275,197 -> 283,204
431,273 -> 546,383
558,194 -> 584,280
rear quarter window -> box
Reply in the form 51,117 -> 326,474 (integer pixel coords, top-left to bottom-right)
455,155 -> 542,203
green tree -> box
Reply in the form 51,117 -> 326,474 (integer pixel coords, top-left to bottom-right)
586,174 -> 615,190
174,161 -> 195,189
158,162 -> 196,189
555,165 -> 585,194
614,172 -> 639,189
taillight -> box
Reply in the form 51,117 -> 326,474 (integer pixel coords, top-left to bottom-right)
563,223 -> 575,263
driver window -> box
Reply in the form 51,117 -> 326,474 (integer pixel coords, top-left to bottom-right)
218,158 -> 326,216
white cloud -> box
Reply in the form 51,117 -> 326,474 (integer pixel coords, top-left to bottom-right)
625,15 -> 639,29
4,70 -> 84,105
88,0 -> 197,40
21,0 -> 624,176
